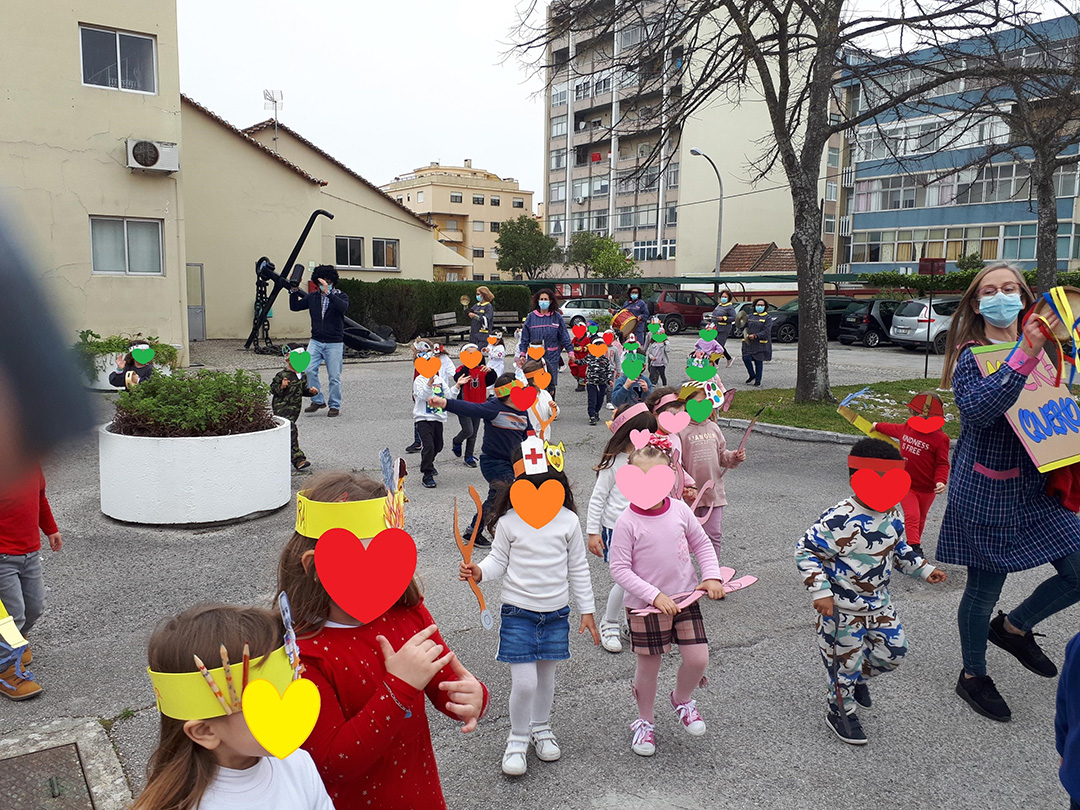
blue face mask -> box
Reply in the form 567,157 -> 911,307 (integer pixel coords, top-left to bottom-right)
720,297 -> 729,304
755,305 -> 766,313
630,293 -> 639,300
476,294 -> 483,302
539,300 -> 550,311
979,292 -> 1023,327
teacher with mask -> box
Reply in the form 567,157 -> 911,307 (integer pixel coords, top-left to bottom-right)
468,285 -> 495,345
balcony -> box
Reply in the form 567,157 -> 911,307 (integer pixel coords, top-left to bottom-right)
842,166 -> 855,188
839,215 -> 852,236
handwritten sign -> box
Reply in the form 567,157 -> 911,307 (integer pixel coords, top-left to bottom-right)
972,344 -> 1080,473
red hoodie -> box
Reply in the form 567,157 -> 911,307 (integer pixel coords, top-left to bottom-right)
0,466 -> 58,555
874,422 -> 951,493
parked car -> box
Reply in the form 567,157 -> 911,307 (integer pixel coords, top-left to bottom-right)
648,290 -> 718,335
889,297 -> 961,354
560,297 -> 611,326
729,301 -> 778,338
838,299 -> 903,348
768,296 -> 860,343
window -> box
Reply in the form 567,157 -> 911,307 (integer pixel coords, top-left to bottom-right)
473,273 -> 485,281
665,205 -> 678,226
825,181 -> 838,201
666,162 -> 679,189
335,236 -> 364,268
635,205 -> 657,228
1003,223 -> 1037,260
473,221 -> 485,232
661,238 -> 677,259
90,217 -> 163,275
372,238 -> 399,269
513,198 -> 525,209
592,175 -> 610,196
551,115 -> 567,138
828,147 -> 840,168
417,191 -> 424,204
550,148 -> 567,171
490,196 -> 500,207
473,194 -> 485,206
616,206 -> 635,230
490,221 -> 501,233
395,196 -> 403,203
633,240 -> 659,261
81,26 -> 156,93
572,210 -> 589,232
473,248 -> 485,259
450,192 -> 463,203
591,209 -> 609,232
551,82 -> 568,107
445,219 -> 459,231
549,181 -> 566,202
571,178 -> 590,200
548,215 -> 566,235
490,246 -> 499,259
823,214 -> 836,234
574,78 -> 591,101
593,71 -> 612,95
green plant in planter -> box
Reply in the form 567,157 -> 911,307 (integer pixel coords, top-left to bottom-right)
73,330 -> 180,383
111,369 -> 276,438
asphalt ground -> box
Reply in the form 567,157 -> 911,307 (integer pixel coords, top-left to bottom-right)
1,336 -> 1072,810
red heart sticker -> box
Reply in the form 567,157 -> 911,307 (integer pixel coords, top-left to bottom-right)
602,332 -> 615,346
907,415 -> 944,433
850,469 -> 911,512
571,324 -> 587,340
314,528 -> 417,624
510,385 -> 538,410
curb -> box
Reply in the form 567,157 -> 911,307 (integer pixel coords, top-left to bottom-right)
715,417 -> 857,446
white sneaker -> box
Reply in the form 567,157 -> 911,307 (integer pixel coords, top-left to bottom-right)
599,620 -> 623,653
630,718 -> 656,756
606,402 -> 616,410
530,724 -> 561,762
501,739 -> 528,776
670,692 -> 707,736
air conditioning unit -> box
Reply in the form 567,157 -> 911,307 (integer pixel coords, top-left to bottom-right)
575,196 -> 587,204
126,139 -> 180,173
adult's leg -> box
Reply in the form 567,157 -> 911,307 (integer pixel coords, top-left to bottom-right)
532,660 -> 558,727
753,358 -> 764,385
633,652 -> 663,723
306,340 -> 327,405
673,643 -> 709,705
16,553 -> 44,635
324,342 -> 343,409
1009,549 -> 1080,631
742,355 -> 755,381
0,555 -> 28,631
958,566 -> 1009,677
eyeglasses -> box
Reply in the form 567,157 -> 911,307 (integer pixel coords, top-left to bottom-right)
977,284 -> 1022,301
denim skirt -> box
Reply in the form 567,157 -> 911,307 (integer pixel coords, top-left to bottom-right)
496,604 -> 571,663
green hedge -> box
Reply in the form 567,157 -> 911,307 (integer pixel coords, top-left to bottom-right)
859,269 -> 1080,295
335,279 -> 531,341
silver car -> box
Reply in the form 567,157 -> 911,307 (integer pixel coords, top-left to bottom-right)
560,297 -> 611,326
889,297 -> 961,354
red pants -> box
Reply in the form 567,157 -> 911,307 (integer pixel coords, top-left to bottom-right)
901,488 -> 937,546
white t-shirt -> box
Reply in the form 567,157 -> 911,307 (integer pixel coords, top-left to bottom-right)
197,749 -> 333,810
586,452 -> 631,534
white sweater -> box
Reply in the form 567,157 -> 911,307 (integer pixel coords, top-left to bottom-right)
196,749 -> 333,810
586,452 -> 631,534
413,373 -> 449,422
479,507 -> 596,615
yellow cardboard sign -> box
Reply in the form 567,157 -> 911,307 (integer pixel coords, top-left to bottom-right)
0,597 -> 27,649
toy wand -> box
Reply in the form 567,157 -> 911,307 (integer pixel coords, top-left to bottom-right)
454,486 -> 494,630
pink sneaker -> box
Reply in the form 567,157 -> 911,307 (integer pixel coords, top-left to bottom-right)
630,718 -> 655,756
670,692 -> 706,736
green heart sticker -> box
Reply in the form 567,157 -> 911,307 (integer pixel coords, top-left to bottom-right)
624,340 -> 641,354
131,347 -> 155,364
288,350 -> 311,373
587,324 -> 599,334
686,397 -> 714,423
622,355 -> 645,379
685,359 -> 715,382
647,323 -> 661,335
698,327 -> 718,341
653,332 -> 668,342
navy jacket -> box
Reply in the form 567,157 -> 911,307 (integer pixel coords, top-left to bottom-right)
289,287 -> 349,343
444,398 -> 532,461
1058,632 -> 1080,800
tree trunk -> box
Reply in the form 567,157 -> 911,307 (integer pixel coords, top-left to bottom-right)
1033,161 -> 1059,295
790,186 -> 832,403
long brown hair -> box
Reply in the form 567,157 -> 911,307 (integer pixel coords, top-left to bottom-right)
486,446 -> 577,534
941,262 -> 1035,388
132,604 -> 281,810
594,405 -> 658,472
276,472 -> 422,637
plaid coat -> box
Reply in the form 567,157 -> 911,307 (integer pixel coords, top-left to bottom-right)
937,346 -> 1080,572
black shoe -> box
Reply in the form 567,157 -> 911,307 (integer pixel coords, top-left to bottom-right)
745,377 -> 755,384
753,381 -> 761,387
422,475 -> 436,489
955,671 -> 1011,721
473,533 -> 491,547
988,612 -> 1058,677
432,468 -> 438,476
327,408 -> 340,417
825,706 -> 867,745
452,443 -> 462,458
405,443 -> 421,454
305,402 -> 326,413
464,457 -> 478,468
853,682 -> 872,709
589,416 -> 598,425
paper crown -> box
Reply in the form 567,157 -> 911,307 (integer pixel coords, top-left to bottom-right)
295,490 -> 391,540
610,402 -> 649,433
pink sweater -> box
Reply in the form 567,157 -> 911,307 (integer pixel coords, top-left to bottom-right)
678,421 -> 742,507
609,498 -> 723,610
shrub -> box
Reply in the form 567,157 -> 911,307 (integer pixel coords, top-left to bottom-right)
111,369 -> 276,438
73,330 -> 179,383
861,268 -> 1080,296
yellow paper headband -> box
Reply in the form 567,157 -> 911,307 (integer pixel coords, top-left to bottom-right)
295,491 -> 390,540
148,646 -> 293,720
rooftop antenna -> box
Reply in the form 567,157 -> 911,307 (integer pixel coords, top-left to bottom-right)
263,90 -> 283,153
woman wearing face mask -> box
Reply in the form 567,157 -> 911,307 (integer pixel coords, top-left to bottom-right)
469,286 -> 495,345
614,285 -> 650,345
709,289 -> 737,367
938,262 -> 1080,724
516,288 -> 574,397
741,299 -> 774,387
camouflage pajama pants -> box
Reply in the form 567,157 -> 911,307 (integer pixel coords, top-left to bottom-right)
289,420 -> 306,465
816,605 -> 907,711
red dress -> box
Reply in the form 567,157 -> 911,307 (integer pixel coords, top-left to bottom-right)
298,600 -> 489,810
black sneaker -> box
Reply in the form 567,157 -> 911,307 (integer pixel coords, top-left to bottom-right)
464,457 -> 478,468
853,682 -> 872,709
988,612 -> 1058,677
452,443 -> 462,458
825,706 -> 867,745
473,533 -> 491,547
422,475 -> 436,489
955,671 -> 1011,722
432,468 -> 438,476
589,416 -> 598,425
745,377 -> 755,384
405,443 -> 421,454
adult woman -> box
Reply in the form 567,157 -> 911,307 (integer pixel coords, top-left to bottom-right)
740,298 -> 774,387
516,289 -> 574,397
939,262 -> 1080,722
709,289 -> 737,366
612,285 -> 650,345
468,285 -> 495,345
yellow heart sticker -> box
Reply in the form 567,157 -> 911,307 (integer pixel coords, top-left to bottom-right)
242,678 -> 321,759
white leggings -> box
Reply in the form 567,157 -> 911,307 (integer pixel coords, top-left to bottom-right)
508,661 -> 558,741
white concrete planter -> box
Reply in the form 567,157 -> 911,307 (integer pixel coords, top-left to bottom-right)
86,353 -> 173,392
99,417 -> 291,525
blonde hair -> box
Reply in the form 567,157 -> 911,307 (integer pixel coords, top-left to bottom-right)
627,444 -> 670,467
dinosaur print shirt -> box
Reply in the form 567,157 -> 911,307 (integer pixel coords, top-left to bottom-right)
795,497 -> 936,616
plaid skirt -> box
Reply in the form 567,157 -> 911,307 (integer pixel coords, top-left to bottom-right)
626,601 -> 708,655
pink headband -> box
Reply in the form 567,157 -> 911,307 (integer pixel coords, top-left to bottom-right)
610,403 -> 649,433
655,393 -> 680,411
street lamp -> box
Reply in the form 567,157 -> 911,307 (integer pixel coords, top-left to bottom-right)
690,147 -> 724,280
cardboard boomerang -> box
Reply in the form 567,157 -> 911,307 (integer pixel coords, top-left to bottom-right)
454,487 -> 493,630
836,405 -> 900,449
737,406 -> 767,454
630,568 -> 758,615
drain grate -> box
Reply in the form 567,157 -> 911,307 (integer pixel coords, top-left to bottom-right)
0,743 -> 96,810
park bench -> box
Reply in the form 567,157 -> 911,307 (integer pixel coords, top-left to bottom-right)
431,312 -> 470,343
492,311 -> 523,334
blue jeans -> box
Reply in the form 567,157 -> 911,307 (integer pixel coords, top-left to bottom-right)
307,340 -> 343,409
586,383 -> 605,418
470,456 -> 514,535
0,552 -> 45,634
959,550 -> 1080,676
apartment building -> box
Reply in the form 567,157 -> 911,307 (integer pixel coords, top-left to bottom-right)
382,162 -> 534,281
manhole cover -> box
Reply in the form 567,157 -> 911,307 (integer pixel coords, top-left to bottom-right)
0,743 -> 96,810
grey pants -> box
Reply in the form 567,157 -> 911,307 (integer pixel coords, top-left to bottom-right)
0,552 -> 45,635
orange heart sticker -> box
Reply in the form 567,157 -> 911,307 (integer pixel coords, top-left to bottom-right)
587,344 -> 607,357
460,349 -> 483,369
527,345 -> 546,360
487,336 -> 498,345
415,357 -> 441,377
532,370 -> 552,390
510,479 -> 564,529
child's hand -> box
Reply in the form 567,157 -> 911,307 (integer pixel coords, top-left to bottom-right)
734,448 -> 747,462
47,532 -> 62,552
927,569 -> 947,584
309,387 -> 319,396
700,579 -> 725,600
116,354 -> 128,368
682,486 -> 698,505
587,533 -> 605,558
653,592 -> 680,615
438,654 -> 485,733
459,562 -> 483,582
377,625 -> 454,691
934,481 -> 947,494
813,595 -> 835,616
457,375 -> 470,387
428,396 -> 447,409
579,613 -> 600,646
281,378 -> 290,389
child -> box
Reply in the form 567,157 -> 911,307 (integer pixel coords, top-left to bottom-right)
646,386 -> 695,503
430,373 -> 534,545
485,332 -> 507,377
795,438 -> 947,746
271,344 -> 320,471
414,348 -> 452,488
569,323 -> 592,392
523,359 -> 558,442
872,392 -> 951,551
587,403 -> 658,654
461,447 -> 598,776
451,344 -> 496,468
644,322 -> 669,385
279,473 -> 488,809
609,441 -> 726,757
133,603 -> 334,810
611,359 -> 651,408
109,339 -> 155,389
604,331 -> 624,411
405,339 -> 432,455
584,336 -> 613,425
1058,630 -> 1080,810
0,464 -> 61,700
693,326 -> 727,366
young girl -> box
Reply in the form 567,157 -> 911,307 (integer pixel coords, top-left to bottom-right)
646,386 -> 695,502
587,403 -> 659,653
644,321 -> 669,385
109,339 -> 155,389
461,449 -> 598,776
609,442 -> 726,758
278,472 -> 488,809
134,603 -> 334,810
485,332 -> 507,377
523,358 -> 559,442
872,391 -> 951,551
451,343 -> 497,468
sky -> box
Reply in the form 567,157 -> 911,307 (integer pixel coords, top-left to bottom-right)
176,1 -> 548,202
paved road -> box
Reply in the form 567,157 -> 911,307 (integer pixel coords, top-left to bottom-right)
1,340 -> 1069,810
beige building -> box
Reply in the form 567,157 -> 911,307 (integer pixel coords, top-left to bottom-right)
382,162 -> 534,282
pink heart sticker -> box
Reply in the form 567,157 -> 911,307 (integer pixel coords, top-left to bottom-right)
657,411 -> 691,434
615,464 -> 676,509
629,429 -> 652,450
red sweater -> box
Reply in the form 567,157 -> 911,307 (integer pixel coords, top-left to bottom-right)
298,600 -> 489,810
454,365 -> 496,404
874,422 -> 951,492
0,467 -> 58,555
